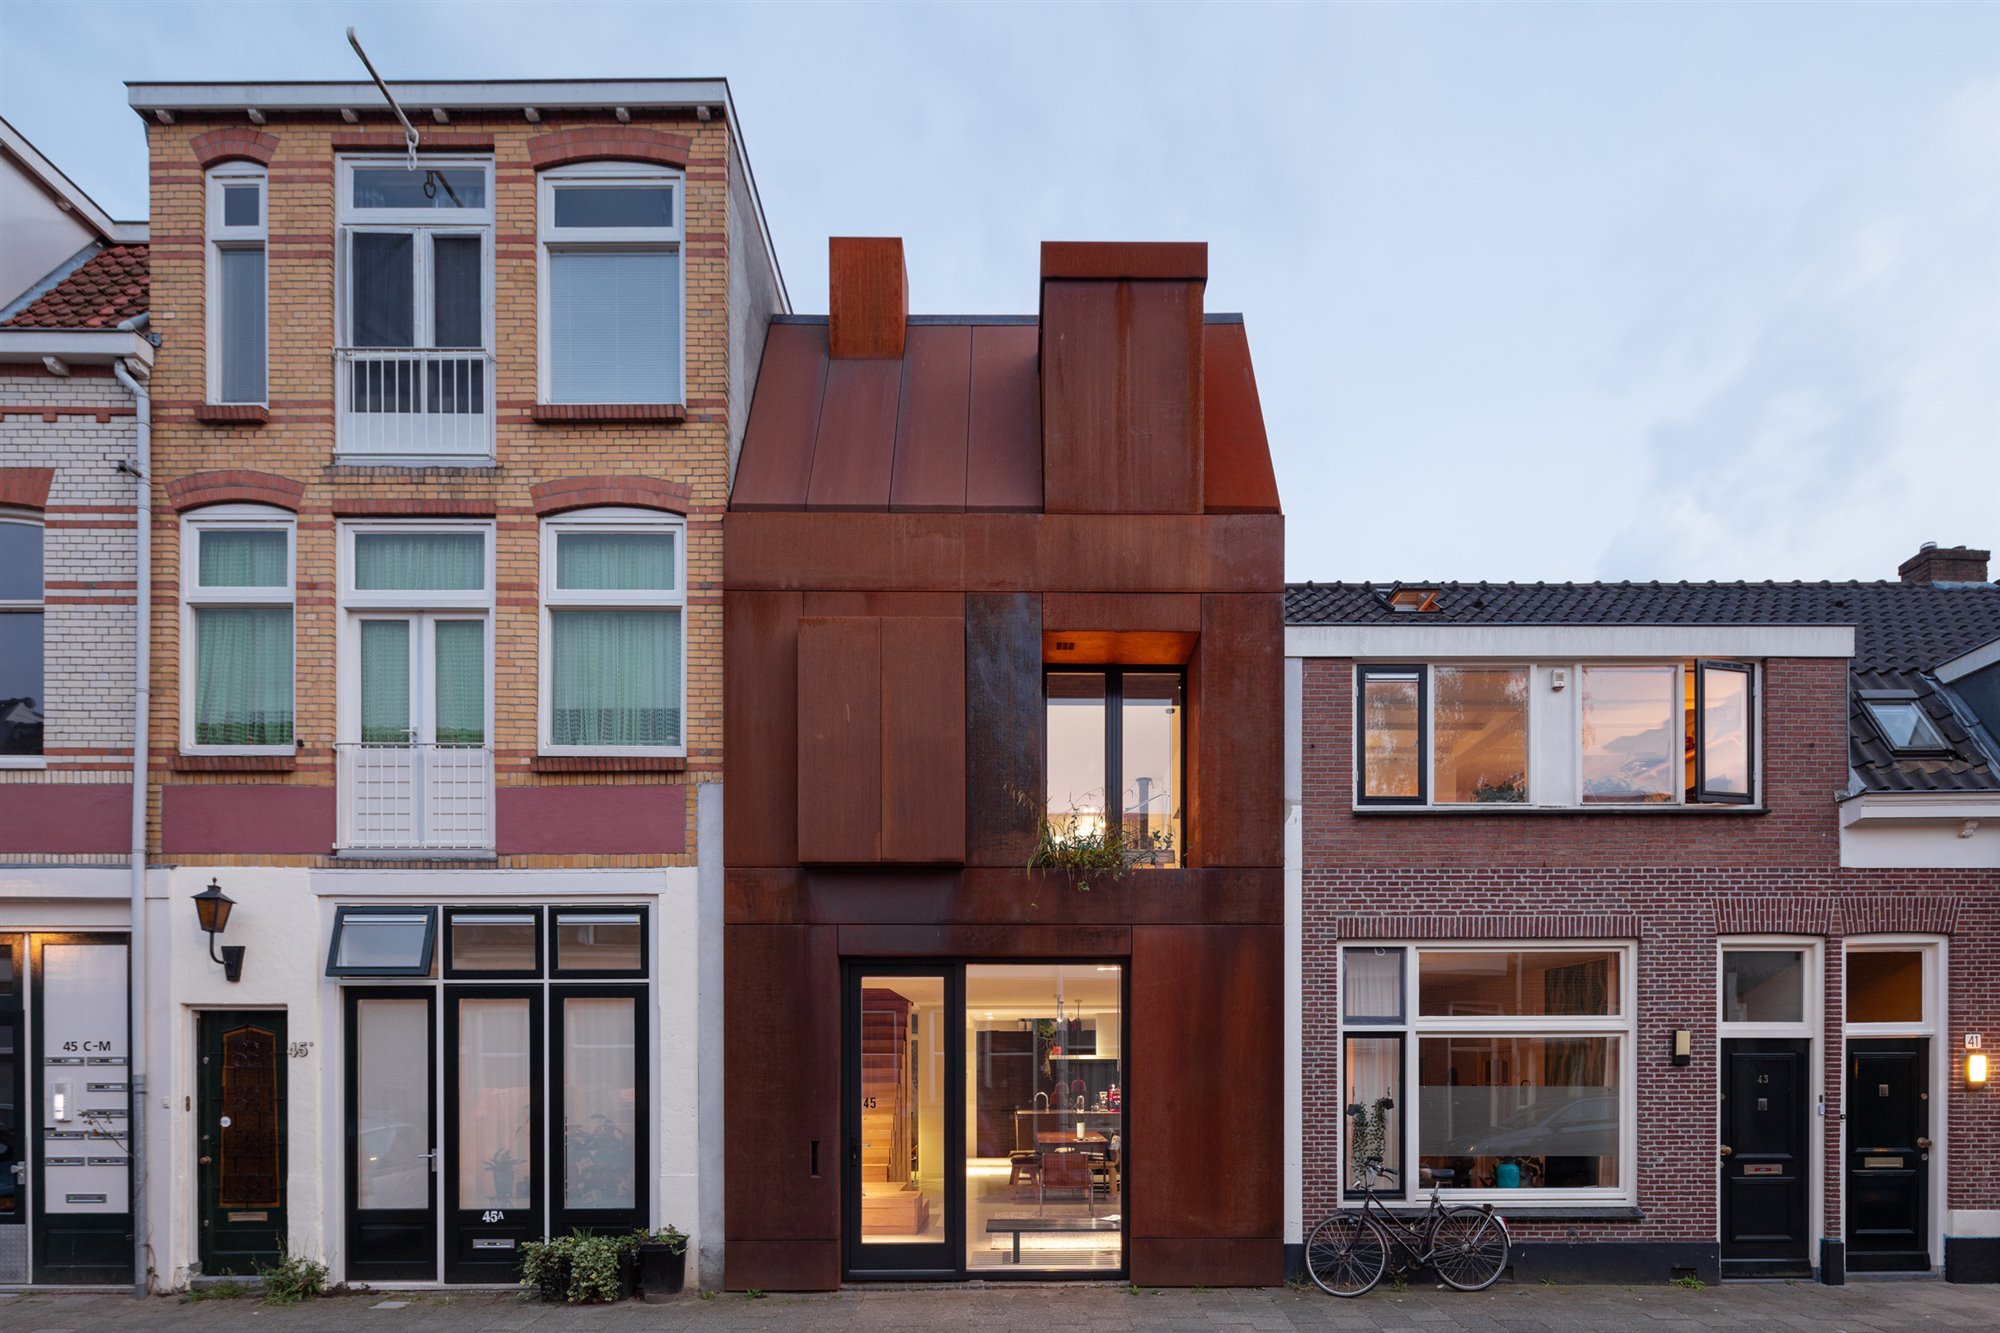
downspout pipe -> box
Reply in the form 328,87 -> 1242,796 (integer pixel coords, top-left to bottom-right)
113,341 -> 151,1297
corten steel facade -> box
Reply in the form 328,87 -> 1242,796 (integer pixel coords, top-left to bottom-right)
723,239 -> 1286,1289
1288,580 -> 2000,1285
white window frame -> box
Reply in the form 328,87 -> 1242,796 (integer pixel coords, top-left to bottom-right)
538,508 -> 687,757
1716,936 -> 1825,1264
205,164 -> 268,405
535,161 -> 686,406
335,155 -> 495,352
180,505 -> 296,755
0,511 -> 45,768
1352,659 -> 1763,810
334,520 -> 497,748
1840,936 -> 1948,1270
1336,941 -> 1639,1208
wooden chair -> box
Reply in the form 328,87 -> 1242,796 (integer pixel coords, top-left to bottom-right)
1007,1149 -> 1041,1197
1091,1134 -> 1121,1199
1038,1148 -> 1094,1216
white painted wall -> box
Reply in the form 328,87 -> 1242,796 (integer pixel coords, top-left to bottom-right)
1841,821 -> 2000,869
145,864 -> 703,1288
0,156 -> 94,307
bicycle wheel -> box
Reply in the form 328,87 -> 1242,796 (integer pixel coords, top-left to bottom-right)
1306,1212 -> 1389,1297
1430,1206 -> 1510,1291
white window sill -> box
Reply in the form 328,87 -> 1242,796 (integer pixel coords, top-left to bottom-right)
0,756 -> 48,770
332,454 -> 499,470
1351,804 -> 1765,817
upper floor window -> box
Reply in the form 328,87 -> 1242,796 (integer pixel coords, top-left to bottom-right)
182,507 -> 295,752
1356,660 -> 1755,809
539,511 -> 685,754
537,163 -> 684,405
0,516 -> 44,759
1045,667 -> 1183,867
206,165 -> 267,404
336,158 -> 494,459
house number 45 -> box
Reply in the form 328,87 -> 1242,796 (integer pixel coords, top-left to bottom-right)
288,1042 -> 314,1059
482,1210 -> 506,1223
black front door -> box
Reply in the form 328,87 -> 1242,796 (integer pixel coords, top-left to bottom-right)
444,986 -> 543,1282
1720,1038 -> 1810,1277
1847,1038 -> 1930,1272
197,1011 -> 287,1275
346,988 -> 436,1281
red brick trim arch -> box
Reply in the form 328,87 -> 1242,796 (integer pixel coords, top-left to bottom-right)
166,469 -> 305,513
0,467 -> 56,511
190,128 -> 278,170
527,127 -> 691,172
530,475 -> 692,517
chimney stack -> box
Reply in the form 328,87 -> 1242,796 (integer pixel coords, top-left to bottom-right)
827,237 -> 907,359
1898,542 -> 1990,585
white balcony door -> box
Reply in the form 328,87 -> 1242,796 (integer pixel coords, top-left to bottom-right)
351,613 -> 490,849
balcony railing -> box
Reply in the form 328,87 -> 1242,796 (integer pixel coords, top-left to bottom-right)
336,348 -> 495,459
337,741 -> 493,853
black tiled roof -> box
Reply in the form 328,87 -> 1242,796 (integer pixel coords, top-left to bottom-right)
1285,579 -> 2000,795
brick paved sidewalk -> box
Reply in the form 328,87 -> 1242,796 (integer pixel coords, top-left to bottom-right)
2,1278 -> 1990,1331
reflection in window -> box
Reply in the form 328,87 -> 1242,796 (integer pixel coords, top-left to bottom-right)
1419,1036 -> 1620,1190
448,913 -> 537,974
1722,950 -> 1804,1024
1359,667 -> 1423,801
1434,667 -> 1528,803
1847,951 -> 1923,1024
458,998 -> 532,1208
1045,673 -> 1107,829
1419,950 -> 1621,1018
555,912 -> 644,974
327,907 -> 436,976
1580,666 -> 1677,803
562,996 -> 637,1210
1696,662 -> 1753,800
1345,1035 -> 1401,1193
0,519 -> 43,757
1862,699 -> 1947,753
1120,673 -> 1181,864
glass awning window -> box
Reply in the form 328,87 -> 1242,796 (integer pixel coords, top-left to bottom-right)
327,906 -> 437,977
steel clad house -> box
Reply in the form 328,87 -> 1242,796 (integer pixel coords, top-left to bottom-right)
1285,548 -> 2000,1285
722,239 -> 1287,1288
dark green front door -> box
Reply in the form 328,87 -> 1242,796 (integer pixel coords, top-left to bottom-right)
198,1011 -> 287,1275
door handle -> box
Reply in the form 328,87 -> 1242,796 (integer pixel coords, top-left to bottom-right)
1917,1137 -> 1933,1151
199,1155 -> 213,1165
1719,1144 -> 1733,1158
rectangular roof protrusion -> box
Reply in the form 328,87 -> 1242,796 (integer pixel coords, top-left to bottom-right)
828,237 -> 907,360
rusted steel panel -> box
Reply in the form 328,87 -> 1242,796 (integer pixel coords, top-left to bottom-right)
796,615 -> 883,863
1042,591 -> 1203,633
725,866 -> 1282,928
880,615 -> 967,863
1201,322 -> 1281,515
731,322 -> 829,511
827,236 -> 907,359
724,591 -> 803,867
889,324 -> 972,512
1041,280 -> 1203,515
965,324 -> 1043,511
1128,925 -> 1283,1239
802,590 -> 964,619
723,1239 -> 841,1293
1191,593 -> 1284,868
1129,1237 -> 1283,1288
965,592 -> 1043,868
806,356 -> 902,511
838,923 -> 1130,957
1041,240 -> 1208,282
723,924 -> 840,1245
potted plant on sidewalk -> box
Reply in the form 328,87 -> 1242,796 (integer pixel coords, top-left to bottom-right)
636,1224 -> 689,1301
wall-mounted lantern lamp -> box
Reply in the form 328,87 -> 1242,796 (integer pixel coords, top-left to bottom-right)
1670,1029 -> 1693,1067
192,878 -> 245,983
1968,1035 -> 1988,1088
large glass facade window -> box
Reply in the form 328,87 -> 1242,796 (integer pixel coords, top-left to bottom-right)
1338,946 -> 1632,1200
1579,666 -> 1677,803
1433,667 -> 1529,803
964,964 -> 1123,1272
1043,669 -> 1183,867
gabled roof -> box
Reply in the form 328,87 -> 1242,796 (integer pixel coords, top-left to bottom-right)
1285,578 -> 2000,796
0,244 -> 149,330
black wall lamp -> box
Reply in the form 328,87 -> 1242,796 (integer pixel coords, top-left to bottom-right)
192,878 -> 245,983
1670,1029 -> 1693,1067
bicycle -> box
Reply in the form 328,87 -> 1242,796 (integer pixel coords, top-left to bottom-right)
1305,1157 -> 1511,1297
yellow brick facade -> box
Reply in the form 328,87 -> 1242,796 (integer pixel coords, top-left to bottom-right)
144,110 -> 753,868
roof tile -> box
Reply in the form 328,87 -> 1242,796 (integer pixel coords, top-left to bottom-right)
2,244 -> 149,330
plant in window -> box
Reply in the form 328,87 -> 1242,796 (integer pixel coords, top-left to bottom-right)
1346,1093 -> 1395,1188
1029,802 -> 1168,892
1472,774 -> 1526,803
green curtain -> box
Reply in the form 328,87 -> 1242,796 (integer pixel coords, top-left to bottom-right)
434,620 -> 485,745
556,532 -> 675,592
199,530 -> 286,588
354,532 -> 484,591
359,619 -> 411,743
194,607 -> 293,745
551,609 -> 679,747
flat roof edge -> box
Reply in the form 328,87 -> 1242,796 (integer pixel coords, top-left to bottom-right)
127,78 -> 732,114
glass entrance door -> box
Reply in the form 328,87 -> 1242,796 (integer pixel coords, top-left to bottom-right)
846,969 -> 958,1276
345,989 -> 435,1280
445,987 -> 541,1282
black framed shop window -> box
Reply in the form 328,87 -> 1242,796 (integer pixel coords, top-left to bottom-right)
326,907 -> 437,977
443,909 -> 542,979
551,910 -> 647,978
1042,667 -> 1185,867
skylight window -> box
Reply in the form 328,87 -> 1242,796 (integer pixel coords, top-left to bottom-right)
1383,585 -> 1441,613
1864,699 -> 1948,753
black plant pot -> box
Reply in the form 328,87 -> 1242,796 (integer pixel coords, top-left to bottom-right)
617,1249 -> 638,1301
638,1243 -> 686,1302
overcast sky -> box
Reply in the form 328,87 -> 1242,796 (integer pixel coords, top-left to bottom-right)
4,0 -> 1994,584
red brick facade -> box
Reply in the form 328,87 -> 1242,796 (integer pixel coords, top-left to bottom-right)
1299,656 -> 1998,1279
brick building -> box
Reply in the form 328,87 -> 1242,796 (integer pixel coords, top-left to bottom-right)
0,114 -> 153,1285
1285,559 -> 2000,1285
120,78 -> 785,1288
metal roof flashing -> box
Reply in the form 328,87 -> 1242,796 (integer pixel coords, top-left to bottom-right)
125,78 -> 733,114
